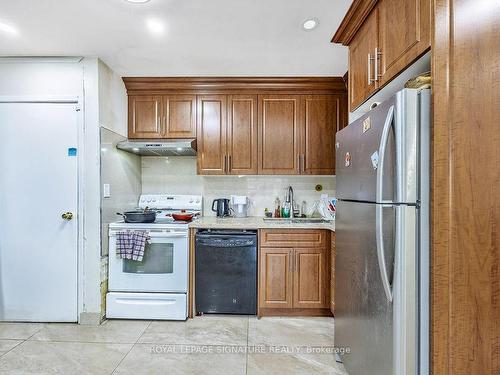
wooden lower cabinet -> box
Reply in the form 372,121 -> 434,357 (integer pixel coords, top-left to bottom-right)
259,248 -> 293,309
293,248 -> 329,309
258,229 -> 332,317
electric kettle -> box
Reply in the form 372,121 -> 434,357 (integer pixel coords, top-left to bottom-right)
212,198 -> 231,217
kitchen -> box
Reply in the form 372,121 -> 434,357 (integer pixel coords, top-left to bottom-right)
0,1 -> 498,375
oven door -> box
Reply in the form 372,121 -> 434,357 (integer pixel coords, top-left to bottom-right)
108,230 -> 188,293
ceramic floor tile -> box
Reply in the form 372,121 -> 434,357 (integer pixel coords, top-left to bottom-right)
114,344 -> 246,375
138,315 -> 248,346
0,340 -> 132,374
0,323 -> 44,340
248,317 -> 334,347
0,340 -> 22,356
30,320 -> 150,344
247,352 -> 348,375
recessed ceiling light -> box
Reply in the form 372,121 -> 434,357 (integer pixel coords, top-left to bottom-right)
125,0 -> 150,3
176,147 -> 183,152
146,18 -> 165,35
0,21 -> 18,35
132,147 -> 140,152
302,17 -> 319,31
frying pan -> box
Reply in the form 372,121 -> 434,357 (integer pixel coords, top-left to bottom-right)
117,210 -> 156,223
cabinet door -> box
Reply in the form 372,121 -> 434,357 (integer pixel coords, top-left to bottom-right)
348,8 -> 379,110
196,95 -> 227,175
163,95 -> 196,138
293,248 -> 329,309
302,95 -> 338,175
378,0 -> 430,86
258,95 -> 301,175
128,95 -> 163,139
227,95 -> 258,175
259,248 -> 293,309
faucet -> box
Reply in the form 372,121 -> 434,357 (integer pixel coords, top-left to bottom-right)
286,186 -> 299,218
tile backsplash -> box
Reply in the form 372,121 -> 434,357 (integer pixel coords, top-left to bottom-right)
142,157 -> 336,217
100,127 -> 142,255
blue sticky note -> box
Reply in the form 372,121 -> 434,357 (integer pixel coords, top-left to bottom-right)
68,148 -> 77,156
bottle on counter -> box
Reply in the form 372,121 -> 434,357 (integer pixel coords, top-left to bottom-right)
300,201 -> 307,218
282,200 -> 291,218
274,197 -> 281,218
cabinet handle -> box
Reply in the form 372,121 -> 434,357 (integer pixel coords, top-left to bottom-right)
367,53 -> 372,85
228,155 -> 232,173
374,47 -> 382,82
368,53 -> 376,85
223,155 -> 227,173
301,155 -> 305,174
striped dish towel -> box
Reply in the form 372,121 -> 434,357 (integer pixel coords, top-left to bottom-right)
116,230 -> 150,261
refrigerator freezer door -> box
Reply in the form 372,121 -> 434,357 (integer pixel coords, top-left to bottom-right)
336,96 -> 396,203
335,200 -> 395,375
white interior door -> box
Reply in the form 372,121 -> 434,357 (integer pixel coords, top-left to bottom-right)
0,101 -> 79,322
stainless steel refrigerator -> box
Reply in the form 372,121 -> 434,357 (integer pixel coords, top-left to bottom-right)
335,89 -> 430,375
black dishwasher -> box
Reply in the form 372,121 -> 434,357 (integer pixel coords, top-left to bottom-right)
195,230 -> 257,315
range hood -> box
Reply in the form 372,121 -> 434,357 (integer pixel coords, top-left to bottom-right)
116,139 -> 197,156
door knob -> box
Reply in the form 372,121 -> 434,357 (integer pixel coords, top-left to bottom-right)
61,212 -> 74,220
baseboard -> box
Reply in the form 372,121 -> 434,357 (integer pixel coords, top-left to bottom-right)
258,308 -> 333,317
78,312 -> 101,325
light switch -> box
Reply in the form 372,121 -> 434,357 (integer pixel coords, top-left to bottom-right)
103,184 -> 111,198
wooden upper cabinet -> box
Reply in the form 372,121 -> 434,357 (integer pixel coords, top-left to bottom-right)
348,8 -> 379,110
258,95 -> 302,175
259,248 -> 294,309
333,0 -> 431,110
128,95 -> 163,139
163,95 -> 196,138
226,95 -> 258,175
123,78 -> 347,176
129,95 -> 195,139
302,95 -> 339,175
378,0 -> 430,86
293,248 -> 329,309
196,95 -> 227,175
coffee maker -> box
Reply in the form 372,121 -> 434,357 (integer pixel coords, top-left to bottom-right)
212,198 -> 231,217
231,195 -> 249,218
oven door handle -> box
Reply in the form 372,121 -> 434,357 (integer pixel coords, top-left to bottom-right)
109,231 -> 188,238
149,233 -> 188,238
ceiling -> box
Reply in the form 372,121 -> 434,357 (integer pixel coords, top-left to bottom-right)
0,0 -> 351,77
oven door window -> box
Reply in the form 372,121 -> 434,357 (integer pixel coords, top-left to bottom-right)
123,242 -> 174,274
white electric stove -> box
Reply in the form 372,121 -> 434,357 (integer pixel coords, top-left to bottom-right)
107,194 -> 202,321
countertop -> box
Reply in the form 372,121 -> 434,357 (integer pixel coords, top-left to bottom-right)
188,217 -> 335,232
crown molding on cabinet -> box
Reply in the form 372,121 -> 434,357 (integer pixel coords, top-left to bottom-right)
122,77 -> 346,95
331,0 -> 378,45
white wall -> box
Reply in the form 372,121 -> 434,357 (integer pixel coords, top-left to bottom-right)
142,157 -> 336,216
97,59 -> 134,320
98,60 -> 127,137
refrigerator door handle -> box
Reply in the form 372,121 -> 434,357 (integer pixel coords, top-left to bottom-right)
376,105 -> 395,204
376,105 -> 395,302
376,204 -> 393,302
